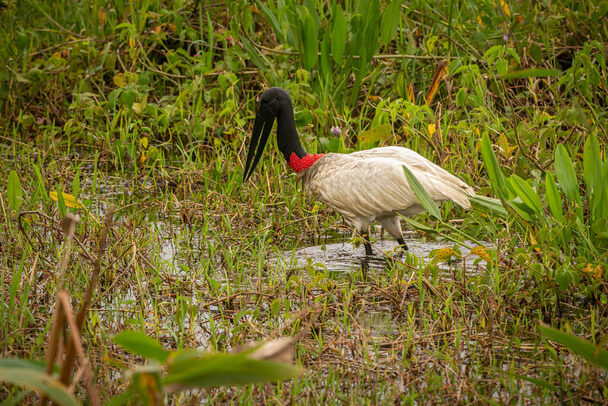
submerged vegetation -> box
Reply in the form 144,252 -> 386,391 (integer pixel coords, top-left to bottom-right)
1,0 -> 607,403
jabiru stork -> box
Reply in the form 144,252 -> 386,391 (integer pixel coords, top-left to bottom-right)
243,87 -> 475,256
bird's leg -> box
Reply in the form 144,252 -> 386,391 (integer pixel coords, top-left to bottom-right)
378,216 -> 408,256
397,237 -> 409,253
360,229 -> 373,256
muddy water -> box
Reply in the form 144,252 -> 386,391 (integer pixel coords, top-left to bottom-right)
275,234 -> 489,275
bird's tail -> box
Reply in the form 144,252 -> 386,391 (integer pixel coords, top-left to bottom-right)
444,182 -> 475,210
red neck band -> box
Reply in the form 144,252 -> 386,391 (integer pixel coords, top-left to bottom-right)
288,152 -> 324,173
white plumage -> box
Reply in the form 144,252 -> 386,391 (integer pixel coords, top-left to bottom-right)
298,146 -> 475,246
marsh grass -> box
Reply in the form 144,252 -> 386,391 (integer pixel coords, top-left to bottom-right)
1,0 -> 607,403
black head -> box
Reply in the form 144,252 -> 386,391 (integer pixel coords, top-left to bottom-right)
243,88 -> 293,181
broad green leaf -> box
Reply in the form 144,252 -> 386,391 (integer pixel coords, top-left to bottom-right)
164,352 -> 301,389
555,145 -> 582,207
509,175 -> 543,215
0,362 -> 77,406
301,11 -> 318,70
398,214 -> 437,233
331,5 -> 347,65
49,191 -> 83,209
501,68 -> 559,79
380,0 -> 401,45
508,196 -> 535,222
402,165 -> 442,220
480,134 -> 509,200
540,324 -> 608,370
320,30 -> 331,81
362,7 -> 380,62
583,133 -> 601,191
545,172 -> 563,222
112,330 -> 171,363
0,358 -> 47,371
7,170 -> 23,211
469,195 -> 508,218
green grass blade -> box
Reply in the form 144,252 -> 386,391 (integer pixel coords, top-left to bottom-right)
545,172 -> 564,222
480,134 -> 509,200
540,324 -> 608,370
554,144 -> 581,205
54,185 -> 67,218
402,165 -> 441,220
500,370 -> 558,392
33,164 -> 49,204
320,29 -> 331,80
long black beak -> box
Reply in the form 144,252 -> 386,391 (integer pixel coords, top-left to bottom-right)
243,105 -> 275,182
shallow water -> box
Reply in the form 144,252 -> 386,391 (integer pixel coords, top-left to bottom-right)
275,235 -> 488,274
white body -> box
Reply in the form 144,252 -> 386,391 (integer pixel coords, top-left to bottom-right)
297,146 -> 475,241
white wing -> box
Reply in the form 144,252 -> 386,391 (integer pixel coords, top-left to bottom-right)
350,146 -> 475,196
300,147 -> 474,227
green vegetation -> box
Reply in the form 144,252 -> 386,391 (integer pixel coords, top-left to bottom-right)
1,0 -> 607,403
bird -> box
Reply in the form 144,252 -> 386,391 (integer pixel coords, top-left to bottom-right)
243,87 -> 475,256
